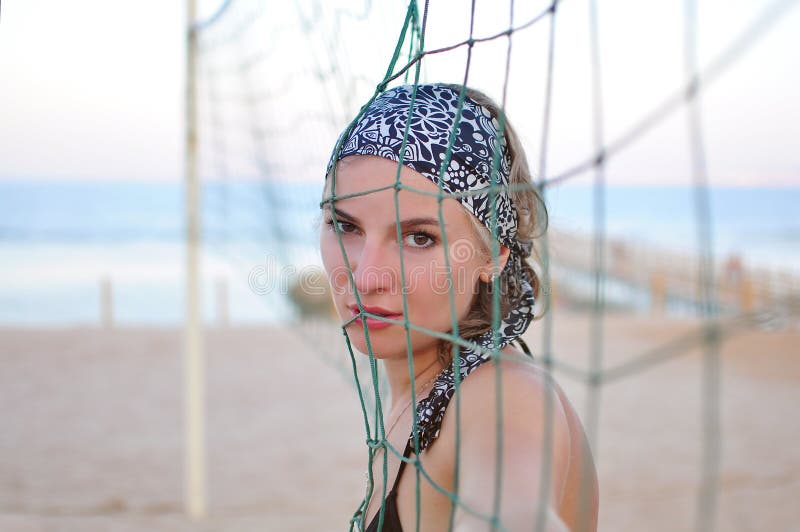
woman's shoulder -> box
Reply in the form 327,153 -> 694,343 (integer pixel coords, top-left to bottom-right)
437,348 -> 573,445
428,348 -> 597,529
451,346 -> 599,529
459,345 -> 563,403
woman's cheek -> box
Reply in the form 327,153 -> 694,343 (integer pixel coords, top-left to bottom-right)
320,238 -> 346,290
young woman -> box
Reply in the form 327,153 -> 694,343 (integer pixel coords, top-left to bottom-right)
319,84 -> 598,531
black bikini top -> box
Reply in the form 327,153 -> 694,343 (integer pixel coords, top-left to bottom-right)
364,441 -> 414,532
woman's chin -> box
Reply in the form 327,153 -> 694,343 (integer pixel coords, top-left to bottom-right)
340,318 -> 400,354
347,331 -> 437,362
347,337 -> 392,359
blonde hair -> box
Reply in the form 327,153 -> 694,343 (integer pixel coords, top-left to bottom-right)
436,85 -> 547,364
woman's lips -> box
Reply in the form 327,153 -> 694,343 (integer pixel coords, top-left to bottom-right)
347,305 -> 402,330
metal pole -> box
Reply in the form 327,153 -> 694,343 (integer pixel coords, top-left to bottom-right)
685,1 -> 721,530
184,0 -> 206,519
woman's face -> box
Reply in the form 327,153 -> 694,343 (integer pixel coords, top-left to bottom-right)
319,155 -> 492,361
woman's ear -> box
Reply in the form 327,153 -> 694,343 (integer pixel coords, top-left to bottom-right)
479,244 -> 510,282
498,244 -> 511,270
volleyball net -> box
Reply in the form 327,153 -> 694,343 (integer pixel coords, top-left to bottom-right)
192,1 -> 798,530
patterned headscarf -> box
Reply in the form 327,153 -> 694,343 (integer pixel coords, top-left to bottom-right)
326,84 -> 536,452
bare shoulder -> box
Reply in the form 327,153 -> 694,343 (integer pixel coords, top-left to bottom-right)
436,349 -> 598,529
437,351 -> 572,480
453,353 -> 572,441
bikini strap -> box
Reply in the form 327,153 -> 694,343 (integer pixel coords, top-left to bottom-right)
390,441 -> 415,493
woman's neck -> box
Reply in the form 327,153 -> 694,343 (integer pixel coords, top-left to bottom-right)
383,349 -> 443,406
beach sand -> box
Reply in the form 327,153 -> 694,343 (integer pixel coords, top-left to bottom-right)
0,313 -> 797,531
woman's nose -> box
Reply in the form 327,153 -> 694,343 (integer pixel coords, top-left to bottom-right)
351,239 -> 397,294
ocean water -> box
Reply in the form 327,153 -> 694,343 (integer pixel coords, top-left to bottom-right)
0,180 -> 797,325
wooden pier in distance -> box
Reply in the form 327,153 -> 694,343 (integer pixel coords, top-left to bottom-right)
542,229 -> 799,321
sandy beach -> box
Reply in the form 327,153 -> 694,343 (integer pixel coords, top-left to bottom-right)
1,312 -> 798,531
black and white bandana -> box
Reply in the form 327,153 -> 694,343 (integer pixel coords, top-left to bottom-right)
327,84 -> 536,452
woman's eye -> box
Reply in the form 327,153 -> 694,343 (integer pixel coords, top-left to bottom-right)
325,218 -> 358,234
403,232 -> 436,249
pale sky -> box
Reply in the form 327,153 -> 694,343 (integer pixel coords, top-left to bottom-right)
0,0 -> 798,185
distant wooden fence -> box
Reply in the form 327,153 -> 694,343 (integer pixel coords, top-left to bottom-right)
544,230 -> 800,319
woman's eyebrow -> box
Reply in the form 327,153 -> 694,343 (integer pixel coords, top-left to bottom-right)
325,205 -> 443,228
399,216 -> 443,228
